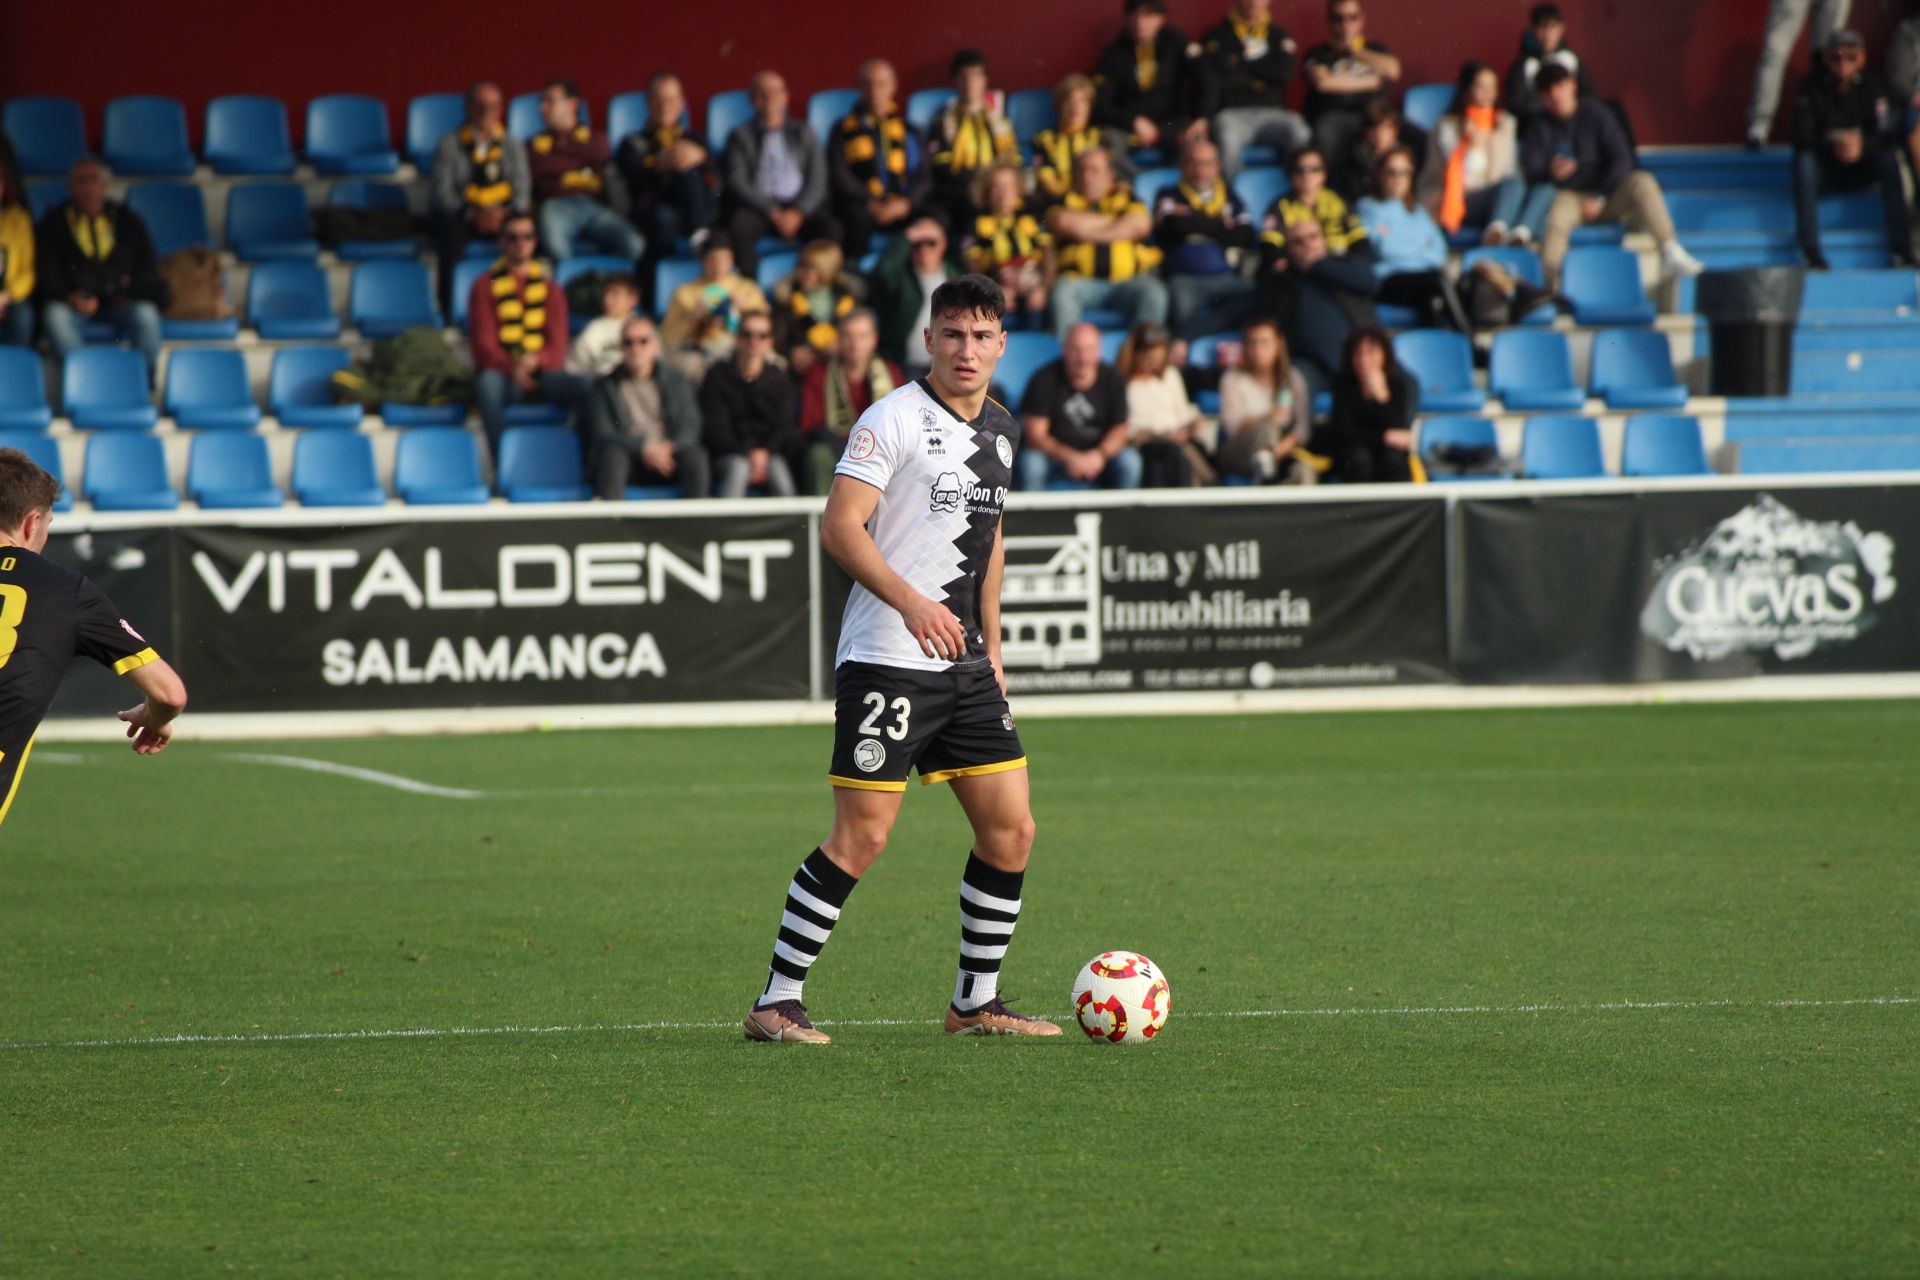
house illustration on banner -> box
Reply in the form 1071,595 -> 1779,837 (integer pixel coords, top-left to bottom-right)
999,513 -> 1102,669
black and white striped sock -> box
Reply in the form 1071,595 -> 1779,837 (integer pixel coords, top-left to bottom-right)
953,852 -> 1024,1012
757,848 -> 858,1008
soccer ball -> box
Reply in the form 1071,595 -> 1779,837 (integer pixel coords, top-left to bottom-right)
1070,951 -> 1170,1044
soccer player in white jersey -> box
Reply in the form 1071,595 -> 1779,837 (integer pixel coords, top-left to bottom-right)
744,274 -> 1059,1043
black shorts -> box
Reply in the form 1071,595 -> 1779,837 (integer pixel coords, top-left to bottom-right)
828,660 -> 1027,792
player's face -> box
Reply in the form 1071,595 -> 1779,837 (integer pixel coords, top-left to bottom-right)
927,309 -> 1005,397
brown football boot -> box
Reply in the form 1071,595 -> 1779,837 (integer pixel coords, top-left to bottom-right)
743,1000 -> 831,1044
944,996 -> 1063,1036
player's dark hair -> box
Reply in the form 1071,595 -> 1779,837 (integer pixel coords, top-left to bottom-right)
929,274 -> 1005,326
0,448 -> 62,530
1534,63 -> 1575,94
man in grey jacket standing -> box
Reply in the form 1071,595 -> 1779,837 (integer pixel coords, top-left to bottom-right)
585,315 -> 713,499
723,71 -> 842,279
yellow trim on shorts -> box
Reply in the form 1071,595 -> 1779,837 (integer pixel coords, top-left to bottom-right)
113,646 -> 160,675
919,756 -> 1028,786
0,735 -> 35,828
828,774 -> 909,792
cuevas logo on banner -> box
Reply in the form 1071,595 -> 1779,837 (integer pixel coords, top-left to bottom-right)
1640,494 -> 1897,661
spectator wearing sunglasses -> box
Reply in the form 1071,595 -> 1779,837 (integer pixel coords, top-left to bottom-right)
1260,147 -> 1369,261
1356,146 -> 1471,330
702,310 -> 800,498
469,212 -> 592,460
586,315 -> 712,499
1302,0 -> 1403,193
1791,29 -> 1913,269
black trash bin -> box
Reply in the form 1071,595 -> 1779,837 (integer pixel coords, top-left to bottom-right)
1695,267 -> 1804,397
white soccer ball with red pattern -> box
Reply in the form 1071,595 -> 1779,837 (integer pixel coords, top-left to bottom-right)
1070,951 -> 1170,1044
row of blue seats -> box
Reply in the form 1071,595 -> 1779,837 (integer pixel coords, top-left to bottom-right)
1,346 -> 376,431
4,83 -> 1476,181
1421,413 -> 1710,480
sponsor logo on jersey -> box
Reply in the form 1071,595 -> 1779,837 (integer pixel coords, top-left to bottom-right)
929,472 -> 1006,516
853,738 -> 886,772
930,472 -> 962,514
995,435 -> 1014,468
848,427 -> 878,461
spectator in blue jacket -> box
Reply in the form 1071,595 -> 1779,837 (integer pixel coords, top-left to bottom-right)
1355,147 -> 1470,330
1154,139 -> 1259,338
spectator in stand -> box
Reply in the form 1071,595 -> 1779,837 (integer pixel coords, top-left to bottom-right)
798,308 -> 902,493
703,310 -> 799,498
1032,75 -> 1134,205
36,157 -> 165,380
567,274 -> 643,378
828,58 -> 930,258
1523,65 -> 1702,289
469,212 -> 593,458
616,73 -> 717,283
1324,325 -> 1415,483
1257,214 -> 1378,398
529,79 -> 644,263
1017,321 -> 1142,490
1093,0 -> 1203,162
1196,0 -> 1311,176
431,82 -> 530,312
0,159 -> 35,347
964,162 -> 1049,329
1356,146 -> 1471,330
928,49 -> 1023,233
1118,322 -> 1211,487
1507,4 -> 1636,144
1890,11 -> 1920,186
1156,138 -> 1259,339
1303,0 -> 1404,193
659,233 -> 770,352
1045,147 -> 1169,337
769,239 -> 866,377
871,214 -> 958,373
1264,147 -> 1369,257
1217,316 -> 1317,484
1421,61 -> 1551,246
1344,102 -> 1405,200
586,314 -> 712,500
1793,30 -> 1913,269
723,71 -> 839,280
1748,0 -> 1853,147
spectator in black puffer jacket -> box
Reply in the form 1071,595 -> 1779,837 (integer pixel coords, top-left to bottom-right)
1791,29 -> 1914,269
36,157 -> 167,382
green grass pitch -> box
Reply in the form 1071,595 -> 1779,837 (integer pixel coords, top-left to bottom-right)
3,701 -> 1916,1277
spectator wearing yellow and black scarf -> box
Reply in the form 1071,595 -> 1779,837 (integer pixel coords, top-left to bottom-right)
929,49 -> 1021,233
827,60 -> 932,256
1030,75 -> 1134,205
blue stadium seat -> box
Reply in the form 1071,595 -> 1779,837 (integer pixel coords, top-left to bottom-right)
1131,165 -> 1180,205
63,348 -> 157,430
269,347 -> 361,428
756,249 -> 799,292
1460,245 -> 1556,324
509,93 -> 590,143
1231,168 -> 1289,224
226,183 -> 319,260
807,89 -> 861,143
556,255 -> 632,287
189,433 -> 282,509
102,96 -> 194,176
248,261 -> 342,340
1401,83 -> 1452,133
0,432 -> 73,510
164,349 -> 261,430
350,261 -> 442,338
1418,416 -> 1502,480
606,91 -> 651,145
292,430 -> 386,506
396,427 -> 490,504
705,89 -> 754,152
84,433 -> 177,511
1622,414 -> 1710,476
1520,415 -> 1606,479
993,331 -> 1060,407
1561,246 -> 1656,325
450,258 -> 492,331
1739,438 -> 1920,473
26,179 -> 64,222
653,255 -> 701,313
204,95 -> 296,175
497,426 -> 591,501
1097,328 -> 1128,363
906,89 -> 956,135
124,182 -> 211,257
1393,330 -> 1487,412
405,92 -> 465,170
1185,332 -> 1238,367
306,94 -> 399,174
1490,330 -> 1585,410
1589,328 -> 1688,409
0,349 -> 54,431
326,181 -> 418,260
1004,88 -> 1056,145
4,96 -> 87,176
1800,268 -> 1920,316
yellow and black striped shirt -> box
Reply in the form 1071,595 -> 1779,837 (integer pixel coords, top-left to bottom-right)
1052,187 -> 1161,281
1260,188 -> 1369,256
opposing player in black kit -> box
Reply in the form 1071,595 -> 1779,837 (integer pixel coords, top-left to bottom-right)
744,275 -> 1059,1043
0,449 -> 187,828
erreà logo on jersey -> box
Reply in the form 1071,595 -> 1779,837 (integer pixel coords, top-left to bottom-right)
1639,494 -> 1896,661
929,472 -> 1006,515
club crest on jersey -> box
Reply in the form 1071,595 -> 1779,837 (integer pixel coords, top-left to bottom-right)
930,471 -> 962,514
918,406 -> 939,430
853,738 -> 886,772
995,435 -> 1014,468
848,427 -> 878,461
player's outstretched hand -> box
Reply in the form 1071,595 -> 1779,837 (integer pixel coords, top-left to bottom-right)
901,596 -> 967,661
117,702 -> 175,756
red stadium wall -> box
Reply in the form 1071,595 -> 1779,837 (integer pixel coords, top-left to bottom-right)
1,0 -> 1902,149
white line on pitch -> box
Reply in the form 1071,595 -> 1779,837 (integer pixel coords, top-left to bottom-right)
2,995 -> 1911,1053
220,753 -> 485,799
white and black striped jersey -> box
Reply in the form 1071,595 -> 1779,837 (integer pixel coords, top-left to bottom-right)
834,378 -> 1020,673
